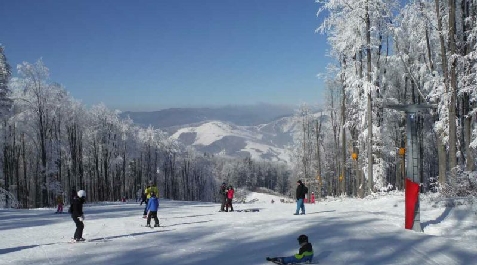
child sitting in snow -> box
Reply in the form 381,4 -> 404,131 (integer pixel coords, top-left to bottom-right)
266,234 -> 313,264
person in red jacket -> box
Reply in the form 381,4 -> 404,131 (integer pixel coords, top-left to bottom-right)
225,185 -> 234,212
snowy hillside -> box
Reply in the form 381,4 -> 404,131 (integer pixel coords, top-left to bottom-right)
170,117 -> 302,163
1,192 -> 477,265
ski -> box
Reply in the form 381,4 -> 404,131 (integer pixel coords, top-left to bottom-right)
141,225 -> 160,228
69,238 -> 87,243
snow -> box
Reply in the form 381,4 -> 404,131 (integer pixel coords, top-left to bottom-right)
171,121 -> 256,146
242,140 -> 289,163
1,192 -> 477,265
170,120 -> 291,162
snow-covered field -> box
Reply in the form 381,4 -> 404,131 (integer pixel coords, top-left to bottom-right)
1,192 -> 476,265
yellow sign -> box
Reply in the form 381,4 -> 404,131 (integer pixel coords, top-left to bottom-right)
399,148 -> 405,156
339,175 -> 343,181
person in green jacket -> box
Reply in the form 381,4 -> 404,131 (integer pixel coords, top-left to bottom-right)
143,180 -> 159,218
266,235 -> 314,264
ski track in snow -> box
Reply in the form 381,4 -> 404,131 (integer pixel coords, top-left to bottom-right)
0,192 -> 476,265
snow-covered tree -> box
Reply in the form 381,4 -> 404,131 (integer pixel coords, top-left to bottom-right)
0,45 -> 12,118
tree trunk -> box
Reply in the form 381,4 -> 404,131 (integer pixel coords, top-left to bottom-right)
340,65 -> 347,195
435,0 -> 449,184
462,1 -> 474,171
448,0 -> 458,171
366,0 -> 374,193
315,119 -> 322,200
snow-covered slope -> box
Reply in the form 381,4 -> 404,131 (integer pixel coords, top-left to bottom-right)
170,117 -> 302,163
1,192 -> 476,265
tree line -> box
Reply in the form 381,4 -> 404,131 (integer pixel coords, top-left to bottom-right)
0,53 -> 292,208
289,0 -> 477,198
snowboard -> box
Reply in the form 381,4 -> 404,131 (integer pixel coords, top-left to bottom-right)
235,208 -> 260,212
270,261 -> 319,265
267,259 -> 318,265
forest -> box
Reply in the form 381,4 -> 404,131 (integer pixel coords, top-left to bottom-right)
1,0 -> 477,208
0,57 -> 292,208
291,0 -> 477,199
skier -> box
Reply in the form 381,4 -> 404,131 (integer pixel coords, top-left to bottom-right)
145,191 -> 160,227
70,190 -> 86,242
266,234 -> 314,264
139,190 -> 147,205
218,182 -> 227,212
225,185 -> 234,212
56,193 -> 64,213
143,180 -> 158,218
294,180 -> 307,215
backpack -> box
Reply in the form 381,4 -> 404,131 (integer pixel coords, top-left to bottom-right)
304,186 -> 308,194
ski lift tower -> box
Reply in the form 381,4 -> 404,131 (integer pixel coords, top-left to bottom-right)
384,103 -> 435,232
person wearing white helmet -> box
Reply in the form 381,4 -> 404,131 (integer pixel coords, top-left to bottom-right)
70,189 -> 86,242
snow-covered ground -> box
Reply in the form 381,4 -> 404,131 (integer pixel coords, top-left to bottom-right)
1,192 -> 476,265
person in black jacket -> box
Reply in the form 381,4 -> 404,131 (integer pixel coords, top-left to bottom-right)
294,180 -> 306,215
70,190 -> 86,242
139,190 -> 147,206
219,182 -> 227,212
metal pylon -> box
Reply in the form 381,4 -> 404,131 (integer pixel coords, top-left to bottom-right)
406,112 -> 422,232
384,104 -> 435,232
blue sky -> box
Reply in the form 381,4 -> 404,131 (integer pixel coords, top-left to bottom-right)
0,0 -> 330,111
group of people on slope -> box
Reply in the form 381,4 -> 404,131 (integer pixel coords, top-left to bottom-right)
218,179 -> 314,264
266,180 -> 312,264
66,180 -> 313,263
219,182 -> 235,212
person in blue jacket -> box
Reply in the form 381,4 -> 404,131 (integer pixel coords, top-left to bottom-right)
145,191 -> 160,227
266,235 -> 314,264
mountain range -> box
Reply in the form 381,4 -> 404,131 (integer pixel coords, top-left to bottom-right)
121,104 -> 314,163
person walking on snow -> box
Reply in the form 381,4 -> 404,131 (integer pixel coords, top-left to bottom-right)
266,234 -> 314,264
294,180 -> 307,215
225,185 -> 234,212
145,191 -> 160,227
70,190 -> 86,242
219,182 -> 227,212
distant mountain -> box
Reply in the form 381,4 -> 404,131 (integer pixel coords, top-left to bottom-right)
121,104 -> 326,163
170,118 -> 299,163
121,104 -> 296,128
